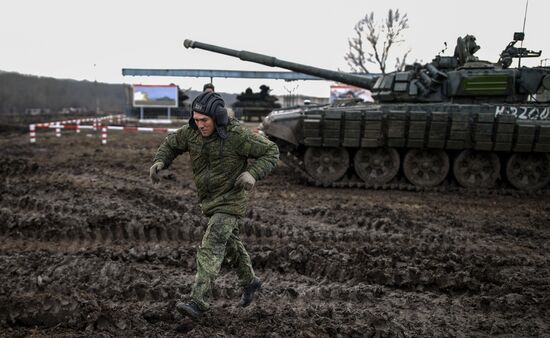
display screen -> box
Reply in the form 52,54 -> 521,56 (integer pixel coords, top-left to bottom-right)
133,85 -> 178,108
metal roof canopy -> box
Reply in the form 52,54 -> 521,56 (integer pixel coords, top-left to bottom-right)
121,68 -> 379,81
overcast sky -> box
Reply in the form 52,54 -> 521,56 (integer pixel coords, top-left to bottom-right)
2,0 -> 549,97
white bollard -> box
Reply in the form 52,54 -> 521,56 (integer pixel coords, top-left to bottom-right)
101,126 -> 107,145
55,127 -> 61,138
29,124 -> 36,143
76,120 -> 81,133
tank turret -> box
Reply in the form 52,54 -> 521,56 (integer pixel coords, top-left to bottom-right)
184,34 -> 550,192
185,37 -> 550,104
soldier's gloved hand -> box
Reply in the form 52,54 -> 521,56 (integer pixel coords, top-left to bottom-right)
235,171 -> 255,191
149,161 -> 165,184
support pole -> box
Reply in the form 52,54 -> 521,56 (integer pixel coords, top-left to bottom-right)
101,125 -> 107,145
29,124 -> 36,143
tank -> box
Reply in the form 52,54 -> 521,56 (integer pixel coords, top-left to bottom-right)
184,34 -> 550,191
232,85 -> 281,121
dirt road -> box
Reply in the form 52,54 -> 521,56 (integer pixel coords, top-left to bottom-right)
0,128 -> 548,337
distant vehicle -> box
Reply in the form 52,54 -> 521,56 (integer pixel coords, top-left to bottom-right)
232,85 -> 281,122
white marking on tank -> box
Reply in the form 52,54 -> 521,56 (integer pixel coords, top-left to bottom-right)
495,106 -> 506,116
518,107 -> 529,119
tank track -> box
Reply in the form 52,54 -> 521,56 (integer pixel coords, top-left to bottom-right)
280,152 -> 550,196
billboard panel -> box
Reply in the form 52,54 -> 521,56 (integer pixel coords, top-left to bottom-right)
330,84 -> 374,103
133,84 -> 178,108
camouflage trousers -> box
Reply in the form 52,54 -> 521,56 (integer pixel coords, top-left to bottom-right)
191,213 -> 255,311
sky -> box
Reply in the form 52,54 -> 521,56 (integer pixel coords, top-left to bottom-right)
2,0 -> 549,98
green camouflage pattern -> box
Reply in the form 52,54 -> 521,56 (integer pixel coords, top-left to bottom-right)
191,213 -> 254,311
153,119 -> 278,311
153,119 -> 279,217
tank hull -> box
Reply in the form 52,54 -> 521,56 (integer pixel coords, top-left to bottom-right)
261,102 -> 550,191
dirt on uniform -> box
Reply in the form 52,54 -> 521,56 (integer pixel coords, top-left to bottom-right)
0,125 -> 549,337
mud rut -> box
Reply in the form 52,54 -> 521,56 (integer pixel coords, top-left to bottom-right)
0,130 -> 549,337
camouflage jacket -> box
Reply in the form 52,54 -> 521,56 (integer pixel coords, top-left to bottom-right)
153,119 -> 279,217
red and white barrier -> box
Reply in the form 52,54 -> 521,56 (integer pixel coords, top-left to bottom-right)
33,124 -> 177,133
34,115 -> 122,129
29,114 -> 177,145
107,126 -> 177,133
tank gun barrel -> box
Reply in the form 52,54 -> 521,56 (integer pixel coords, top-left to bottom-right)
184,39 -> 375,90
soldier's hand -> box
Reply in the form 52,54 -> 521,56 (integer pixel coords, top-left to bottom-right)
235,171 -> 255,191
149,161 -> 165,184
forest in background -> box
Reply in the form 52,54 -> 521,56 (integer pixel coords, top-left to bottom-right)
0,70 -> 129,115
0,70 -> 236,116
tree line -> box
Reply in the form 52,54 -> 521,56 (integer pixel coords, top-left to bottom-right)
0,71 -> 129,115
0,71 -> 241,117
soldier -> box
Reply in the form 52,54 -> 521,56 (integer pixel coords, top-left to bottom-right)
149,91 -> 279,319
203,83 -> 215,93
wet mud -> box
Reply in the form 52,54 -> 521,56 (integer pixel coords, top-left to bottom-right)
0,128 -> 549,337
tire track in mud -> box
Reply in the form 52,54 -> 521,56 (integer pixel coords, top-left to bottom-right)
2,247 -> 545,337
2,180 -> 548,302
1,132 -> 549,336
0,249 -> 410,336
2,195 -> 548,297
2,220 -> 548,301
1,249 -> 407,336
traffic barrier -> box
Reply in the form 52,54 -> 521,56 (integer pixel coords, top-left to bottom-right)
29,114 -> 178,145
34,115 -> 121,129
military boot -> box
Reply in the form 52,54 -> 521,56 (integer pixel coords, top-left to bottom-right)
176,301 -> 205,320
239,277 -> 262,307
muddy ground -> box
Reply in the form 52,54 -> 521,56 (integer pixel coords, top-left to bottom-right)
0,123 -> 549,337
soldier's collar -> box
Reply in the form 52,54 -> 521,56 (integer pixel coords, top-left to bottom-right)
201,131 -> 220,142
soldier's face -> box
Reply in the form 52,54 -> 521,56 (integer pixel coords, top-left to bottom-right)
193,112 -> 215,137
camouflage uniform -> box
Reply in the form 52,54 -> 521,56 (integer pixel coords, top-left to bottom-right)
153,119 -> 279,311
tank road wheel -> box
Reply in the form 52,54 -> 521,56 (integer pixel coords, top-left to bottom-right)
506,153 -> 550,191
403,149 -> 450,187
453,150 -> 501,189
304,147 -> 349,185
353,147 -> 400,185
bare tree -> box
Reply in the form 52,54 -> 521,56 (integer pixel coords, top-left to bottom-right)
345,9 -> 411,74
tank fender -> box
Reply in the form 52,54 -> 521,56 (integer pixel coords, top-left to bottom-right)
263,123 -> 298,146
